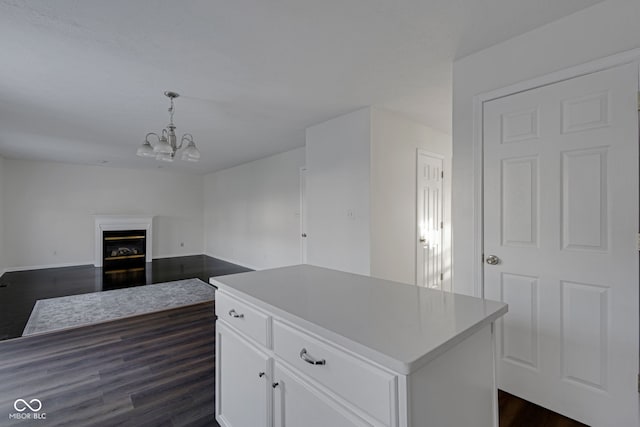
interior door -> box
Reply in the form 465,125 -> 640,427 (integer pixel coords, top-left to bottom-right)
483,63 -> 639,426
300,167 -> 308,263
417,151 -> 444,288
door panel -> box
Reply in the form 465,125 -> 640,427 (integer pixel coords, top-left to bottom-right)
501,156 -> 538,247
500,273 -> 539,370
561,147 -> 608,251
483,63 -> 639,427
561,280 -> 609,390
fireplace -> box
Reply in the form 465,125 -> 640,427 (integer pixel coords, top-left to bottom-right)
102,230 -> 147,289
94,215 -> 154,290
103,230 -> 146,267
94,215 -> 153,267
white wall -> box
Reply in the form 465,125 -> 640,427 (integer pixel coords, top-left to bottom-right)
0,156 -> 4,276
203,147 -> 305,270
305,108 -> 372,275
451,0 -> 640,296
370,108 -> 451,287
2,159 -> 204,270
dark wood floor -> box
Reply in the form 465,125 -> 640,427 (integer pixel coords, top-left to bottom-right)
499,390 -> 588,427
0,302 -> 220,427
0,255 -> 251,340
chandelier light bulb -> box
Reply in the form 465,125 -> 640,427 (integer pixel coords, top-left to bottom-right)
136,140 -> 155,157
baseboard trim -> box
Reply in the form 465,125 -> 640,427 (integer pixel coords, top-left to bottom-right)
5,262 -> 93,273
205,253 -> 261,271
152,252 -> 203,260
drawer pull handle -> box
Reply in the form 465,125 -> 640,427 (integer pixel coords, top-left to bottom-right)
299,348 -> 326,366
228,309 -> 244,318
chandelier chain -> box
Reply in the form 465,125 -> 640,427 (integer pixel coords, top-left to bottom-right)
168,97 -> 175,126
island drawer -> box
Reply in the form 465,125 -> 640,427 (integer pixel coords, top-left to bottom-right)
216,292 -> 271,347
273,320 -> 397,426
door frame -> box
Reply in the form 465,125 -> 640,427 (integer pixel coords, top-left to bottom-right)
470,48 -> 640,298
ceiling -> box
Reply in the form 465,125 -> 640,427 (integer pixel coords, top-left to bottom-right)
0,0 -> 601,174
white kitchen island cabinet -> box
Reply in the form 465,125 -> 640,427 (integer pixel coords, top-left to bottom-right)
212,265 -> 507,427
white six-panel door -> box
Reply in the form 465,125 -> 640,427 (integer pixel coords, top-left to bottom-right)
417,151 -> 444,289
483,63 -> 639,426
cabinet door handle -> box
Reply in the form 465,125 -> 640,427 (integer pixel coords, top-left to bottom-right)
272,382 -> 280,388
299,348 -> 326,365
258,372 -> 265,378
228,309 -> 244,318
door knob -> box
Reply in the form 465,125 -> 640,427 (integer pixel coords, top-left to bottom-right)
486,255 -> 500,265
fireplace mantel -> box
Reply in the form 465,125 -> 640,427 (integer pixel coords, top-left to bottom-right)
94,215 -> 154,267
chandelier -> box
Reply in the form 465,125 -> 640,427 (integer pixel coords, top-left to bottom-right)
136,91 -> 201,162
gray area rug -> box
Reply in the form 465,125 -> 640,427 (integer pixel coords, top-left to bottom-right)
23,278 -> 215,336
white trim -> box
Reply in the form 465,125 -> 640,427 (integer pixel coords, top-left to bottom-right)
472,92 -> 485,298
471,48 -> 640,297
205,252 -> 259,271
478,48 -> 640,104
5,261 -> 93,272
152,252 -> 202,260
94,215 -> 154,267
0,268 -> 6,278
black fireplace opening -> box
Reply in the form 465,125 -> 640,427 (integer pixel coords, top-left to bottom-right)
102,230 -> 147,289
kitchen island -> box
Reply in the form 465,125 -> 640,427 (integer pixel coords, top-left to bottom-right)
211,264 -> 507,427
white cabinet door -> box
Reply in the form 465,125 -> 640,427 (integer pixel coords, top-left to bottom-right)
273,363 -> 371,427
483,62 -> 639,426
216,324 -> 271,427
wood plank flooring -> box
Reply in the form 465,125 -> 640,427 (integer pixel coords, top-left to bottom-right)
499,390 -> 588,427
0,255 -> 251,340
0,302 -> 220,427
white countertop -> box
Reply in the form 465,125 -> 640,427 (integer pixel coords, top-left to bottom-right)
211,264 -> 507,374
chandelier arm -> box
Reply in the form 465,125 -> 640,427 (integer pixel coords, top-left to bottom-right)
145,132 -> 161,146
